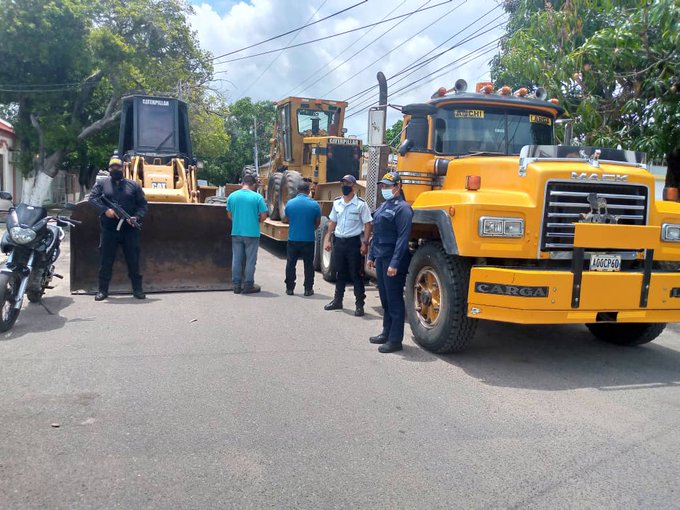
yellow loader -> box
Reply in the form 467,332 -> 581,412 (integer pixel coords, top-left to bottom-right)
70,95 -> 232,293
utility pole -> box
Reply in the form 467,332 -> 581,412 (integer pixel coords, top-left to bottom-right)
253,115 -> 259,173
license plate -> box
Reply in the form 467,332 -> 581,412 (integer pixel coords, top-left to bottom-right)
590,254 -> 622,272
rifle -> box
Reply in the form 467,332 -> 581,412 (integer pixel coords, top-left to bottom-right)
100,195 -> 142,231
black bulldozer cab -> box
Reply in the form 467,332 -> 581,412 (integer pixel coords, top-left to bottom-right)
118,96 -> 193,165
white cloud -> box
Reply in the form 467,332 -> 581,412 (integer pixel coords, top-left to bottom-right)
190,0 -> 506,137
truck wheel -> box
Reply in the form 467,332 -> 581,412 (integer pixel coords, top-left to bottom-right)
0,272 -> 20,332
313,217 -> 327,272
405,243 -> 477,353
586,322 -> 666,346
267,173 -> 283,220
278,170 -> 302,223
319,219 -> 336,282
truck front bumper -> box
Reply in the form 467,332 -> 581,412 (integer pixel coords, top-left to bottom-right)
467,223 -> 680,324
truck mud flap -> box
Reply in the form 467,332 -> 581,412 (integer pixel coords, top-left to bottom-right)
69,201 -> 232,294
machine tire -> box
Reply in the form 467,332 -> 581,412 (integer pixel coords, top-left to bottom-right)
267,172 -> 283,220
278,170 -> 302,223
405,243 -> 477,353
0,272 -> 20,332
313,217 -> 326,272
205,196 -> 227,206
586,322 -> 666,346
319,218 -> 336,282
27,289 -> 43,303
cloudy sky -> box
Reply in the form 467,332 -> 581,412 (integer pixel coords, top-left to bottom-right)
189,0 -> 507,138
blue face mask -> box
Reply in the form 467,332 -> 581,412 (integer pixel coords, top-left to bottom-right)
381,188 -> 395,201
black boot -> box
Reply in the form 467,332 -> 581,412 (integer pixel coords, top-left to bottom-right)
324,297 -> 343,311
133,290 -> 146,299
369,334 -> 388,344
94,291 -> 108,301
354,301 -> 365,317
378,342 -> 403,353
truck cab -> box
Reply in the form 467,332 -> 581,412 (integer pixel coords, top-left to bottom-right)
397,81 -> 680,353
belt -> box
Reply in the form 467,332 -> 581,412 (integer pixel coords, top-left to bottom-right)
334,234 -> 361,240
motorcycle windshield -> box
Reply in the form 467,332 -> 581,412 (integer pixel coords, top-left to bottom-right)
14,204 -> 47,228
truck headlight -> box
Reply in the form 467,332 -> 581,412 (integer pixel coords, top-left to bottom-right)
479,217 -> 524,238
9,227 -> 36,244
662,223 -> 680,242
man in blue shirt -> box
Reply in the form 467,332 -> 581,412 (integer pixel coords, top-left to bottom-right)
226,173 -> 268,294
284,180 -> 321,296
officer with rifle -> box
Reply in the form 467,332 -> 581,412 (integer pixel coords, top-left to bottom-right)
88,155 -> 148,301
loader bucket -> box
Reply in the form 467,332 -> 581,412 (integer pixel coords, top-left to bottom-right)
70,201 -> 233,294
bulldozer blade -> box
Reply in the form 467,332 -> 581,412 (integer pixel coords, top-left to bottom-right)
70,201 -> 233,294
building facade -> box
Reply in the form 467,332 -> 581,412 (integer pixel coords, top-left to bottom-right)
0,118 -> 21,200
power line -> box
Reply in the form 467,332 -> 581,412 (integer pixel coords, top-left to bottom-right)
322,0 -> 467,97
343,3 -> 503,104
239,0 -> 329,95
284,0 -> 409,97
304,0 -> 435,97
344,40 -> 500,120
213,0 -> 454,67
209,0 -> 368,61
344,21 -> 505,114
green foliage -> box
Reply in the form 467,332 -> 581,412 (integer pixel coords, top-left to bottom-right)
492,0 -> 680,161
385,120 -> 404,149
0,0 -> 214,178
200,97 -> 275,185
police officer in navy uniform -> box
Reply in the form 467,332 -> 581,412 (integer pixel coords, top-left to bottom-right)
367,172 -> 413,353
89,155 -> 148,301
323,175 -> 373,316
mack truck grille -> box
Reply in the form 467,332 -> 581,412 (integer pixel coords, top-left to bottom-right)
541,182 -> 648,250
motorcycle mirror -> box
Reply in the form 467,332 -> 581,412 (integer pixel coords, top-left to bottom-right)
63,202 -> 77,211
0,191 -> 13,201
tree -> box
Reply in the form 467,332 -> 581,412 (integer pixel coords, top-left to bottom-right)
385,120 -> 404,149
491,0 -> 680,163
0,0 -> 213,203
200,97 -> 276,186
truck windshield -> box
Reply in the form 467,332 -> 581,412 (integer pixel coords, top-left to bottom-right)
137,101 -> 176,151
297,109 -> 332,136
433,106 -> 554,156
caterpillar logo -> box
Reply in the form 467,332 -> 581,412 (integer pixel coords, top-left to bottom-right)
329,138 -> 360,145
142,99 -> 170,107
475,282 -> 549,298
571,172 -> 628,182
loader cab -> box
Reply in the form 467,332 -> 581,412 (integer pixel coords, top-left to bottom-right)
117,96 -> 196,200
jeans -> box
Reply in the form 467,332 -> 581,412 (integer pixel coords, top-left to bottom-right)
232,236 -> 260,287
285,241 -> 315,291
98,227 -> 142,293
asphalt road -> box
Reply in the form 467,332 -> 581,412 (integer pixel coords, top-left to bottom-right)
1,237 -> 680,509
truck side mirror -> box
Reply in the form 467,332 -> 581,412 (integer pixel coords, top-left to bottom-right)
0,192 -> 13,201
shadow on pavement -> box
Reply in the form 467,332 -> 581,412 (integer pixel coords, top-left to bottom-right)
1,295 -> 75,341
398,320 -> 680,391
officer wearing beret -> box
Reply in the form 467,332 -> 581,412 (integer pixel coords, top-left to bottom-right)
367,172 -> 413,353
323,174 -> 373,316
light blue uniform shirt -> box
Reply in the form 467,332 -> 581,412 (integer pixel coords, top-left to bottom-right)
329,194 -> 372,238
226,189 -> 267,237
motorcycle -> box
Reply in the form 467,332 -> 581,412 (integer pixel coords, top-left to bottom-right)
0,192 -> 80,332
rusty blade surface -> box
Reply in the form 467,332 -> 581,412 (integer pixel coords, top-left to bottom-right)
70,201 -> 232,294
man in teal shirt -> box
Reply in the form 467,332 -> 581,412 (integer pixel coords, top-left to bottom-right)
226,173 -> 267,293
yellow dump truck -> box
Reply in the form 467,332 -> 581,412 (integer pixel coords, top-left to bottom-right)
259,96 -> 364,280
383,80 -> 680,352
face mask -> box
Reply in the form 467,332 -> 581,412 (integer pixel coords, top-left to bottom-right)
110,169 -> 123,181
341,185 -> 353,196
381,188 -> 395,201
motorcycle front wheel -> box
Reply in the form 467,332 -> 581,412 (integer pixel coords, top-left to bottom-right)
0,272 -> 21,332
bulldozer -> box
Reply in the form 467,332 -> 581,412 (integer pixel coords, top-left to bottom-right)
70,95 -> 232,294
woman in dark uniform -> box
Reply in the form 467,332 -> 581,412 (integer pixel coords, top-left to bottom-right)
367,172 -> 414,353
